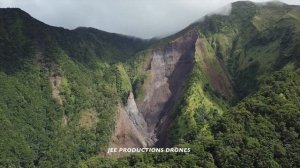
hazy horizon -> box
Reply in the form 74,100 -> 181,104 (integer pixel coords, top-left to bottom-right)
1,0 -> 300,38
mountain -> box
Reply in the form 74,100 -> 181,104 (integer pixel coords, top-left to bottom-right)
0,8 -> 153,167
0,1 -> 300,167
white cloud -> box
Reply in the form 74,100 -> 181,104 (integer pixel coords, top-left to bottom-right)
1,0 -> 300,38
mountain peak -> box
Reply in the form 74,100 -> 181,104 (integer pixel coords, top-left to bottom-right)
257,0 -> 287,6
231,0 -> 288,8
231,1 -> 256,7
0,7 -> 31,18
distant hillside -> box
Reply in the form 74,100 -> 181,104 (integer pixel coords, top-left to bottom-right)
0,1 -> 300,168
0,8 -> 152,167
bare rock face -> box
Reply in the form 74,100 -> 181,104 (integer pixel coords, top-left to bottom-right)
125,92 -> 139,115
125,92 -> 154,146
109,104 -> 147,150
109,92 -> 153,152
138,30 -> 198,146
109,30 -> 198,150
109,29 -> 234,149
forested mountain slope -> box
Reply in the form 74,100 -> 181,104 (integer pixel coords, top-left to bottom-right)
0,1 -> 300,168
107,1 -> 300,167
0,8 -> 152,167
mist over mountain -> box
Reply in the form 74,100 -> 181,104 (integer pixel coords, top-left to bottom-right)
0,1 -> 300,167
1,0 -> 300,38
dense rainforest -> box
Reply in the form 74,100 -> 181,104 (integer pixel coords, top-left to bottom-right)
0,1 -> 299,168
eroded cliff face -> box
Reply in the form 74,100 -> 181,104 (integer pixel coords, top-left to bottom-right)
195,37 -> 234,99
109,92 -> 154,151
109,103 -> 147,149
109,29 -> 234,150
138,30 -> 199,146
142,31 -> 197,125
109,30 -> 198,149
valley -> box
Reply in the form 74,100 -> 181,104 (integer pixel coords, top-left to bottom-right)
0,1 -> 300,167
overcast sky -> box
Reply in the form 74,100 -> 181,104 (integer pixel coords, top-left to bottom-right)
1,0 -> 300,38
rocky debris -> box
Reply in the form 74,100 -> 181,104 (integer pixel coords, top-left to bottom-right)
125,92 -> 140,115
137,30 -> 198,146
110,30 -> 199,149
109,91 -> 158,153
125,92 -> 148,139
110,29 -> 234,149
109,104 -> 147,156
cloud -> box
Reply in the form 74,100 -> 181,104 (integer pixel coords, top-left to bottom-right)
1,0 -> 300,38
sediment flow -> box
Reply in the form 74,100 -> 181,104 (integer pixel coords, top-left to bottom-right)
110,30 -> 199,149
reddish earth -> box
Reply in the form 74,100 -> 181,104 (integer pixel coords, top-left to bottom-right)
197,38 -> 234,99
108,105 -> 146,157
109,30 -> 234,151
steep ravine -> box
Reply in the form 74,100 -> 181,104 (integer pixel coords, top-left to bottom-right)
109,29 -> 234,151
109,30 -> 198,150
141,30 -> 198,140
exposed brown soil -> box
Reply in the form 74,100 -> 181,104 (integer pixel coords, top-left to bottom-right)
108,30 -> 198,150
197,38 -> 234,99
109,31 -> 234,151
154,31 -> 198,147
137,30 -> 198,147
108,105 -> 146,157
